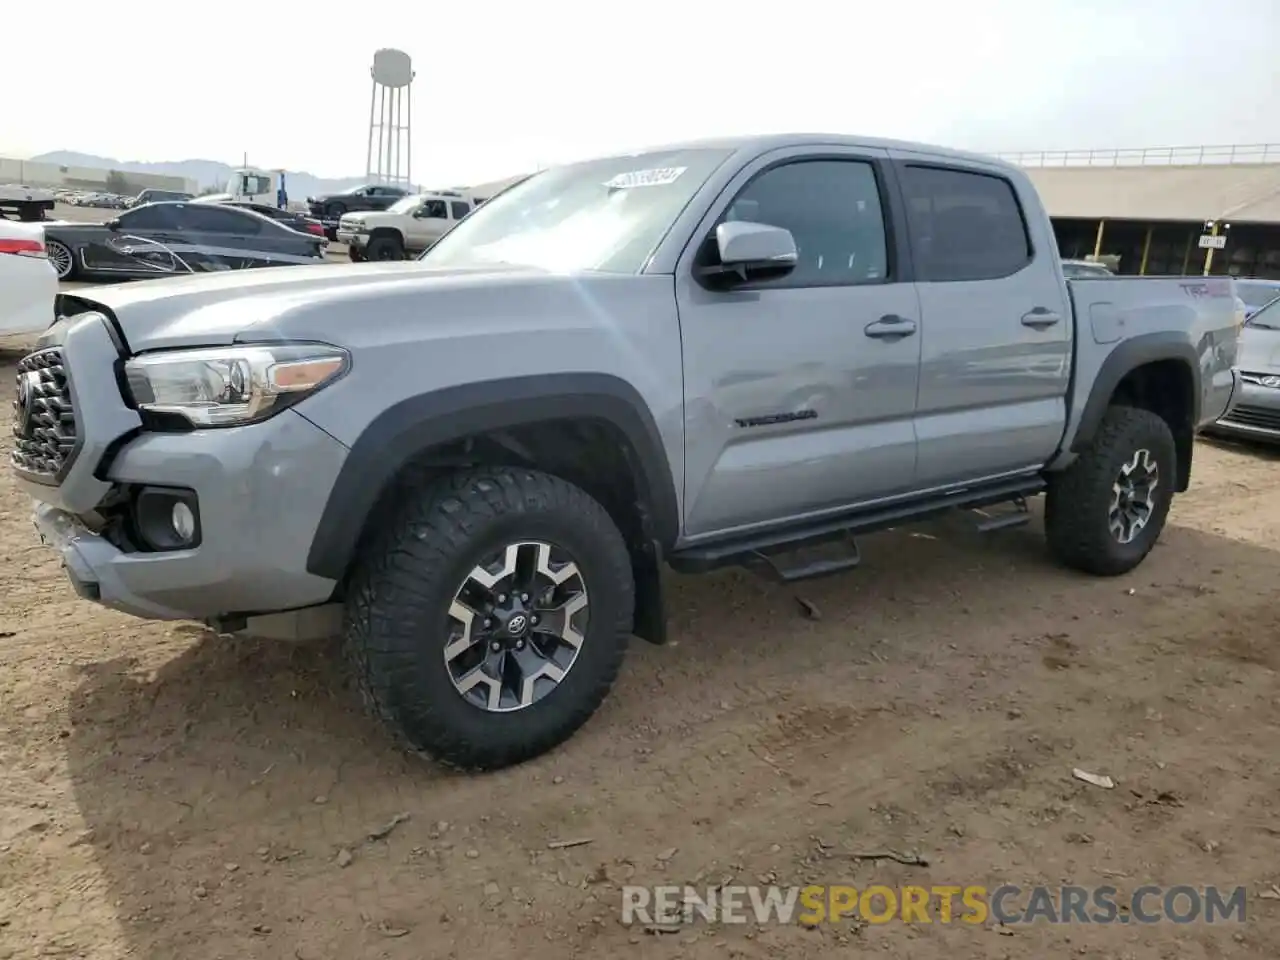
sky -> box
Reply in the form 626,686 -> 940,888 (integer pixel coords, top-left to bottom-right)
6,0 -> 1279,188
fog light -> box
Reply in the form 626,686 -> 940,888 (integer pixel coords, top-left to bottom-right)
133,486 -> 201,551
172,502 -> 196,542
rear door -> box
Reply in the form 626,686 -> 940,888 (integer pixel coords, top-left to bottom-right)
891,155 -> 1071,488
172,204 -> 271,270
675,147 -> 923,538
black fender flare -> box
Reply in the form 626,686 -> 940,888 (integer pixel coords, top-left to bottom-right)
1070,332 -> 1200,454
305,373 -> 680,582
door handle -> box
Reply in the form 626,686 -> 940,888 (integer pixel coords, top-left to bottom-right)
1021,308 -> 1061,329
864,314 -> 917,339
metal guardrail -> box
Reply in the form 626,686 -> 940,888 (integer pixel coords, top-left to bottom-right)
991,144 -> 1280,167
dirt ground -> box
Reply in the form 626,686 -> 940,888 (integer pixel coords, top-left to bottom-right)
1,339 -> 1279,960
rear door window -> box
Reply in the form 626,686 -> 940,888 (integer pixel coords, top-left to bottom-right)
899,165 -> 1032,282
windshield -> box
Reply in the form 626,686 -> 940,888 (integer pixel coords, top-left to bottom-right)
387,195 -> 422,214
341,184 -> 370,196
1246,295 -> 1280,329
1235,280 -> 1280,310
420,148 -> 734,273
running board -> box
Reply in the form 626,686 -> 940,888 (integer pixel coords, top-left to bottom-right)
969,495 -> 1032,532
669,476 -> 1045,578
746,531 -> 862,584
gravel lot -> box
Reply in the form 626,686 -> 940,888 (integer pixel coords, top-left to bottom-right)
1,218 -> 1279,959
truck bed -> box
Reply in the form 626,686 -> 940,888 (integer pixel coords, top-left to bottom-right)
1061,275 -> 1241,454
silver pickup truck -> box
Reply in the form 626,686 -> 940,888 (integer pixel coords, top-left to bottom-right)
14,134 -> 1242,770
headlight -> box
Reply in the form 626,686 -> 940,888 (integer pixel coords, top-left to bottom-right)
124,343 -> 349,428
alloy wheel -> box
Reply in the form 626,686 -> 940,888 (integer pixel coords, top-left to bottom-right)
1109,448 -> 1159,544
46,241 -> 73,279
444,541 -> 589,712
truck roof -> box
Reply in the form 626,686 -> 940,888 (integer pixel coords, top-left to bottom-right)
568,132 -> 1019,172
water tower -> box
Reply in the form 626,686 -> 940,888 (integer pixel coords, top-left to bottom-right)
366,48 -> 414,188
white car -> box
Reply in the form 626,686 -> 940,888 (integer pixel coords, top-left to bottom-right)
0,219 -> 58,336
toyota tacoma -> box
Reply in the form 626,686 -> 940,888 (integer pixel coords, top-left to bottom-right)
13,134 -> 1243,770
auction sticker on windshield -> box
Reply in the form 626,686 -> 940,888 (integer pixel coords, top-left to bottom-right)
604,167 -> 687,189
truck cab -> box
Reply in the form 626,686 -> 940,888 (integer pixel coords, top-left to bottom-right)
193,168 -> 283,208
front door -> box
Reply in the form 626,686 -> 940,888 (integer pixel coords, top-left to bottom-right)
889,155 -> 1073,489
675,149 -> 923,540
410,199 -> 450,251
81,204 -> 184,276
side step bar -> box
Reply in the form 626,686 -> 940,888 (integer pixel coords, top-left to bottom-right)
669,475 -> 1046,580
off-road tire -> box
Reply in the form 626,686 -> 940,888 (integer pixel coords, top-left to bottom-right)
364,235 -> 404,261
1045,405 -> 1176,576
344,467 -> 635,770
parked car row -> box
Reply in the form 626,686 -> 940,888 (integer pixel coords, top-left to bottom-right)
56,190 -> 131,209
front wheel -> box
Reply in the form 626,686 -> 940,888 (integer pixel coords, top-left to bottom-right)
1045,405 -> 1176,576
344,467 -> 635,770
364,236 -> 404,261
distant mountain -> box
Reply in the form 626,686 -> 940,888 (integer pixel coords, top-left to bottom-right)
29,150 -> 377,199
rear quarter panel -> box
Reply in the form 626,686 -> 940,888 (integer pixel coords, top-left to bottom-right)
1061,276 -> 1240,451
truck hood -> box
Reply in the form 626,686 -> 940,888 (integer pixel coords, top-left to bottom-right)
1238,323 -> 1280,372
56,260 -> 547,353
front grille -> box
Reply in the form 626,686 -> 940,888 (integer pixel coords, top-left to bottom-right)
1222,403 -> 1280,432
10,348 -> 77,481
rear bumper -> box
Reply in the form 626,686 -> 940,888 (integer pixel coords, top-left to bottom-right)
0,257 -> 58,336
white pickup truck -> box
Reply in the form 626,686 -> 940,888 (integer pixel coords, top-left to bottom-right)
0,184 -> 56,222
337,191 -> 479,261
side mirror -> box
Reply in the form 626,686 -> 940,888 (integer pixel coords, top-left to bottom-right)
703,221 -> 797,286
106,218 -> 121,231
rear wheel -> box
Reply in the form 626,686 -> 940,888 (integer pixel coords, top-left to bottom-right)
46,240 -> 75,280
1045,405 -> 1176,576
364,235 -> 405,261
344,467 -> 635,770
